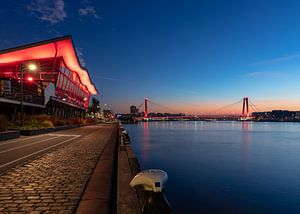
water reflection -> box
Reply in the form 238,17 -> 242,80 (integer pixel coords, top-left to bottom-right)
126,121 -> 300,213
141,122 -> 149,161
242,122 -> 252,161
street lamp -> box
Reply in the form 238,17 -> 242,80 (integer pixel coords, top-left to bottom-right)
20,62 -> 37,127
28,63 -> 37,71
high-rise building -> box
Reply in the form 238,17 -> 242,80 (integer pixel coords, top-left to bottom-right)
130,105 -> 138,114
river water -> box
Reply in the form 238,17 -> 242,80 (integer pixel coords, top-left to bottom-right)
124,121 -> 300,213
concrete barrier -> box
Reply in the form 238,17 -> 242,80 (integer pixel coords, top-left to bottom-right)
20,125 -> 80,136
0,130 -> 20,141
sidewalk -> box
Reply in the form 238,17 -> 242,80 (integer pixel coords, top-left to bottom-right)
0,124 -> 118,213
117,144 -> 143,214
76,125 -> 118,214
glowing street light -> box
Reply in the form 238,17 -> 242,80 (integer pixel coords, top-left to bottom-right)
28,63 -> 37,71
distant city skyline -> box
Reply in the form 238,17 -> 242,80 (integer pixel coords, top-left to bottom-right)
2,1 -> 300,114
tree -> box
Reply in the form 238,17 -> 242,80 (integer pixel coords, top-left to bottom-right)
89,97 -> 101,115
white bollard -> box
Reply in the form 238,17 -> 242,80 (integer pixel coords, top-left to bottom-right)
130,169 -> 173,214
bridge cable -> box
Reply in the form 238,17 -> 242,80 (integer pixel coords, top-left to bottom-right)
211,99 -> 243,114
137,102 -> 144,111
147,100 -> 177,113
249,103 -> 259,112
249,101 -> 261,112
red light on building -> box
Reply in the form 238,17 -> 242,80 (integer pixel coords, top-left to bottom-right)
0,36 -> 97,95
0,35 -> 99,114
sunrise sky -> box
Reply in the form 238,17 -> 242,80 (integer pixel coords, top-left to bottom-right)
1,0 -> 300,114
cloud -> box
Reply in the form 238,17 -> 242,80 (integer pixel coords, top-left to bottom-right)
1,39 -> 11,46
245,71 -> 286,78
94,75 -> 130,82
27,0 -> 67,25
79,6 -> 99,18
78,1 -> 100,19
0,39 -> 12,49
94,75 -> 141,88
249,54 -> 300,66
246,71 -> 288,78
75,47 -> 86,67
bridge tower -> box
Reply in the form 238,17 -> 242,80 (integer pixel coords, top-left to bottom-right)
242,97 -> 249,117
144,98 -> 148,118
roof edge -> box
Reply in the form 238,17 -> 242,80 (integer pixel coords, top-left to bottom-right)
69,37 -> 99,94
0,35 -> 99,94
0,35 -> 72,54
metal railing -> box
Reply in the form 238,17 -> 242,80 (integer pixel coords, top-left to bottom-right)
0,87 -> 44,105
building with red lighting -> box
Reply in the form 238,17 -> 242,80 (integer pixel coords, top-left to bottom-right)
0,35 -> 98,120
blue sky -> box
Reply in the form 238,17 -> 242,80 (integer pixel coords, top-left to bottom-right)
1,0 -> 300,113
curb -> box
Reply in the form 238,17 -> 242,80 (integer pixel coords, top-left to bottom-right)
0,130 -> 20,141
117,144 -> 143,214
76,125 -> 118,214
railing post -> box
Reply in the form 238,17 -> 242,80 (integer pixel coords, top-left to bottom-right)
20,65 -> 24,127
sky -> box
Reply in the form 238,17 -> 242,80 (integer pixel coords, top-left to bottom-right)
1,0 -> 300,114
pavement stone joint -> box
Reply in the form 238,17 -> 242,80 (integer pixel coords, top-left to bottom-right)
0,126 -> 113,213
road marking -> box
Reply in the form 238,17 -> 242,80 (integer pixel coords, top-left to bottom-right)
47,134 -> 81,137
0,136 -> 62,154
0,135 -> 80,169
0,134 -> 49,146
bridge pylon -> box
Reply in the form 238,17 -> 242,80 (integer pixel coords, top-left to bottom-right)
242,97 -> 249,118
144,98 -> 148,118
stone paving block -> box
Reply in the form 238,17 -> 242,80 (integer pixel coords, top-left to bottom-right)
0,125 -> 117,213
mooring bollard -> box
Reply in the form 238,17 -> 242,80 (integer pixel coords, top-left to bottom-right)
130,169 -> 173,214
121,130 -> 130,144
119,127 -> 130,150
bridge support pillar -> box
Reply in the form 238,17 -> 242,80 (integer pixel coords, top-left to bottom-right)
242,97 -> 249,117
144,98 -> 148,118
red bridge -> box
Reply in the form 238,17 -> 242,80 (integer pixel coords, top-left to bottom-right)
133,97 -> 260,121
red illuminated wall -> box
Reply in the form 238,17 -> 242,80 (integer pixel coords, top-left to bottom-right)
0,36 -> 97,109
0,36 -> 97,95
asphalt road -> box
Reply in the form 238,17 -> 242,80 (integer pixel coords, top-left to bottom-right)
0,125 -> 101,174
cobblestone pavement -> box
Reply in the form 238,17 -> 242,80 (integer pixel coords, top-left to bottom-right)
0,124 -> 117,213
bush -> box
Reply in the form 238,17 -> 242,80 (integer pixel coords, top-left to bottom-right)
70,117 -> 81,125
41,120 -> 54,128
35,114 -> 51,122
85,118 -> 96,124
8,123 -> 19,130
51,118 -> 67,127
30,119 -> 43,129
0,115 -> 10,131
20,119 -> 43,130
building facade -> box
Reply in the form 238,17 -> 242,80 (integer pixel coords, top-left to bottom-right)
130,105 -> 138,114
0,35 -> 98,119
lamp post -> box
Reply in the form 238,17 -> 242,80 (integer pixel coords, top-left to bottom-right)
20,62 -> 37,127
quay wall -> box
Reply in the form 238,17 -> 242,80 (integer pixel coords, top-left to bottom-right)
117,127 -> 143,214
